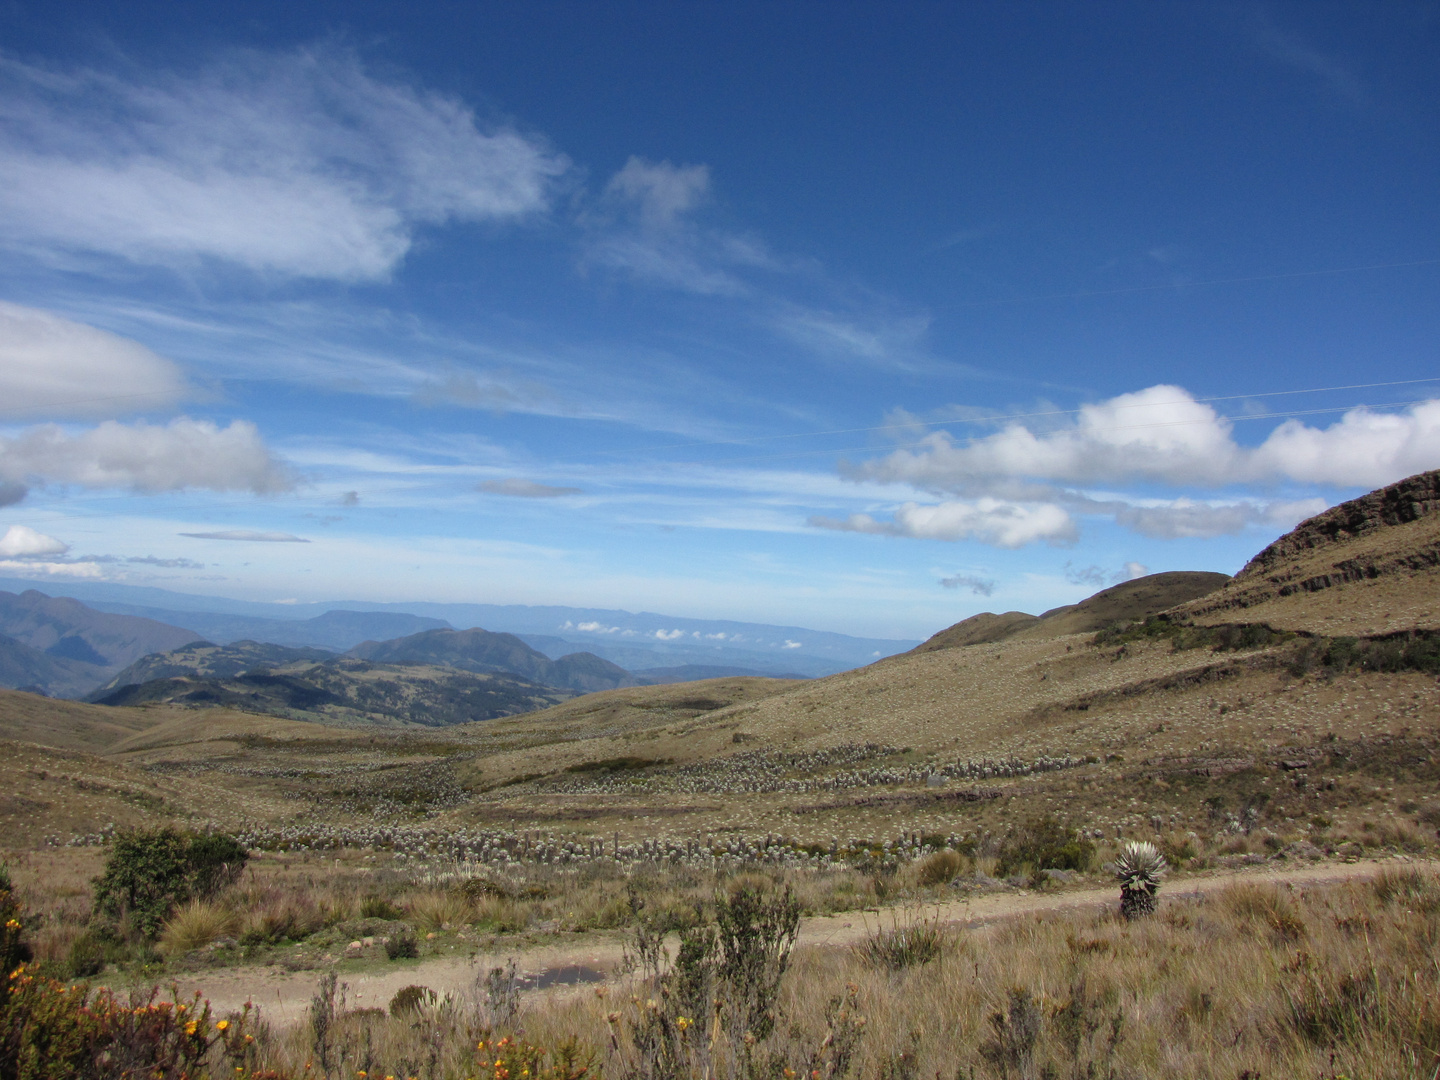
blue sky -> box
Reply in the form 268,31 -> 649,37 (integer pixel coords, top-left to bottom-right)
0,1 -> 1437,640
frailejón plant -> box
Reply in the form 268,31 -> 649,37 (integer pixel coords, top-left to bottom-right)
1115,840 -> 1167,920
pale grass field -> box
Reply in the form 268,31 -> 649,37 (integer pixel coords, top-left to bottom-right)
233,868 -> 1440,1080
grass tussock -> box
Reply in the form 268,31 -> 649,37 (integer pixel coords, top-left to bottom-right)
160,898 -> 239,955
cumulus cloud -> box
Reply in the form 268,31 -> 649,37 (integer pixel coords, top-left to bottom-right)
654,628 -> 686,640
811,498 -> 1076,549
853,386 -> 1440,493
0,303 -> 188,419
1120,561 -> 1150,581
0,48 -> 568,280
0,524 -> 68,557
0,418 -> 293,494
782,640 -> 802,649
180,530 -> 308,542
479,478 -> 583,498
939,573 -> 995,595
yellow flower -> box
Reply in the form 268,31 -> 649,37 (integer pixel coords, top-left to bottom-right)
184,1021 -> 198,1035
5,919 -> 20,931
216,1020 -> 230,1032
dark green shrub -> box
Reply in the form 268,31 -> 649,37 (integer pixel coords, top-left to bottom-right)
187,834 -> 249,898
66,932 -> 108,978
995,817 -> 1094,878
91,828 -> 251,939
360,894 -> 405,920
92,829 -> 193,939
385,932 -> 419,960
388,984 -> 435,1017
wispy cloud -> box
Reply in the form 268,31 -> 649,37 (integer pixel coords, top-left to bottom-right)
179,529 -> 309,542
582,157 -> 753,295
479,478 -> 583,498
0,47 -> 569,280
939,572 -> 995,595
1247,12 -> 1367,106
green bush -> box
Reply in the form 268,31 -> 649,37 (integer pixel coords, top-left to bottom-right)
995,817 -> 1094,878
186,834 -> 249,899
66,933 -> 108,979
385,932 -> 420,960
91,829 -> 250,940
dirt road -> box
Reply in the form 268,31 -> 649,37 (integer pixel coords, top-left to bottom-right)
168,858 -> 1419,1027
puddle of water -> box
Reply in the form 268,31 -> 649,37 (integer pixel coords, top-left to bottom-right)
515,965 -> 607,991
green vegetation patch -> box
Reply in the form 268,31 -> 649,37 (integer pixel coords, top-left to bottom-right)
564,755 -> 673,774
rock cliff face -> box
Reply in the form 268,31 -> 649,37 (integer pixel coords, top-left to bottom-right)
1236,469 -> 1440,579
1178,469 -> 1440,635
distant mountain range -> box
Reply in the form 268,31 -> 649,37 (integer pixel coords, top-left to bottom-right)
0,578 -> 918,713
0,576 -> 915,677
0,589 -> 204,697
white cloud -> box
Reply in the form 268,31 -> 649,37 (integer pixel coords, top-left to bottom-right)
811,498 -> 1076,548
1120,561 -> 1150,581
0,524 -> 68,557
572,621 -> 621,634
0,302 -> 188,419
479,478 -> 583,498
654,628 -> 686,640
0,48 -> 568,280
180,530 -> 309,542
782,639 -> 802,649
853,385 -> 1440,493
0,418 -> 293,494
0,558 -> 102,578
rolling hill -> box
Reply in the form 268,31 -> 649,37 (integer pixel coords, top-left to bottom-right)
348,627 -> 639,693
93,658 -> 570,728
89,640 -> 337,700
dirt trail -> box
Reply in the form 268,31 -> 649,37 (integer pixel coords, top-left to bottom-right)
169,859 -> 1420,1027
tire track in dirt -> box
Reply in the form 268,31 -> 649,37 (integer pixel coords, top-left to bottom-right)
169,858 -> 1423,1027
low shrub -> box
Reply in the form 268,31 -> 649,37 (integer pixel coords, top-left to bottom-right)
359,894 -> 405,920
388,984 -> 435,1017
995,817 -> 1094,878
385,931 -> 420,960
0,967 -> 259,1079
91,829 -> 250,940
